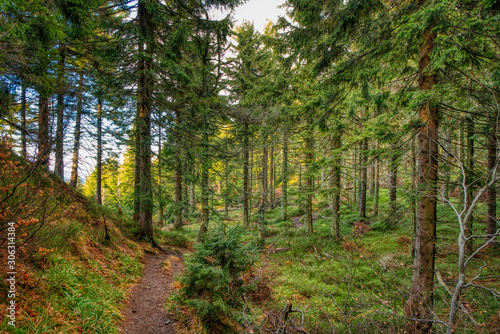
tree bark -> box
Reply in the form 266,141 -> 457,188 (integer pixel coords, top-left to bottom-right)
249,149 -> 253,216
224,160 -> 229,216
21,84 -> 27,159
70,72 -> 84,188
54,44 -> 65,179
373,142 -> 380,217
389,143 -> 398,222
352,146 -> 357,207
406,15 -> 439,334
465,117 -> 474,254
270,144 -> 274,208
198,114 -> 210,241
262,129 -> 268,209
158,124 -> 163,226
359,138 -> 368,221
96,98 -> 102,205
174,153 -> 183,229
174,110 -> 183,230
136,0 -> 154,242
260,128 -> 269,240
332,132 -> 342,238
243,121 -> 250,226
281,127 -> 288,222
305,112 -> 314,234
487,129 -> 497,240
38,95 -> 50,168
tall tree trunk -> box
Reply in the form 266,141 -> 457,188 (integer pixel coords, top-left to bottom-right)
21,84 -> 27,159
174,153 -> 183,229
406,14 -> 439,333
198,114 -> 210,241
372,144 -> 380,217
190,183 -> 195,209
359,138 -> 368,221
410,136 -> 417,256
305,112 -> 314,234
352,146 -> 357,208
243,122 -> 250,226
136,0 -> 154,243
158,124 -> 163,226
441,128 -> 451,202
183,161 -> 188,216
262,130 -> 268,208
487,128 -> 497,241
70,71 -> 84,188
260,129 -> 268,241
96,98 -> 102,205
54,44 -> 65,179
270,144 -> 274,208
249,149 -> 253,214
174,110 -> 183,230
224,160 -> 229,216
389,144 -> 398,222
332,131 -> 342,238
38,95 -> 49,168
465,117 -> 474,254
281,128 -> 288,222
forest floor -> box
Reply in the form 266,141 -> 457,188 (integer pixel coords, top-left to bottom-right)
120,249 -> 184,334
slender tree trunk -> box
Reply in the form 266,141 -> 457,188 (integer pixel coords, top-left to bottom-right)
158,124 -> 163,226
298,164 -> 302,191
54,44 -> 65,179
260,129 -> 268,241
174,110 -> 183,229
198,114 -> 210,241
270,145 -> 274,208
352,146 -> 357,207
96,99 -> 102,205
262,130 -> 268,208
359,138 -> 368,221
183,162 -> 188,216
249,149 -> 253,214
21,84 -> 27,159
281,128 -> 288,222
332,132 -> 342,238
243,122 -> 250,226
411,136 -> 417,256
458,118 -> 466,203
38,95 -> 49,168
174,153 -> 183,229
389,144 -> 398,222
305,112 -> 314,234
373,148 -> 380,217
190,183 -> 195,209
441,128 -> 451,202
224,160 -> 228,216
406,15 -> 439,333
487,129 -> 497,241
465,117 -> 474,254
369,148 -> 374,197
70,72 -> 84,188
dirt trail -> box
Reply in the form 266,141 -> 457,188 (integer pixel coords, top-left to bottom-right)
120,250 -> 184,334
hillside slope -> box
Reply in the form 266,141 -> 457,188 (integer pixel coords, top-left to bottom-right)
0,140 -> 143,333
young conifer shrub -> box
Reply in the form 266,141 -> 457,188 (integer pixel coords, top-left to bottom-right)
177,224 -> 258,333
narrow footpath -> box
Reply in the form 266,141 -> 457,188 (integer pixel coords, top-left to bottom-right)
120,250 -> 184,334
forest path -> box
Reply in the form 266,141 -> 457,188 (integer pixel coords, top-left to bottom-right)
120,249 -> 184,334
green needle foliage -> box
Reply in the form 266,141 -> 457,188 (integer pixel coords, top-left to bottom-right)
177,224 -> 258,333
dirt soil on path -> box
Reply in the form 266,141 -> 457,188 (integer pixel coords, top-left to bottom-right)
120,250 -> 184,334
